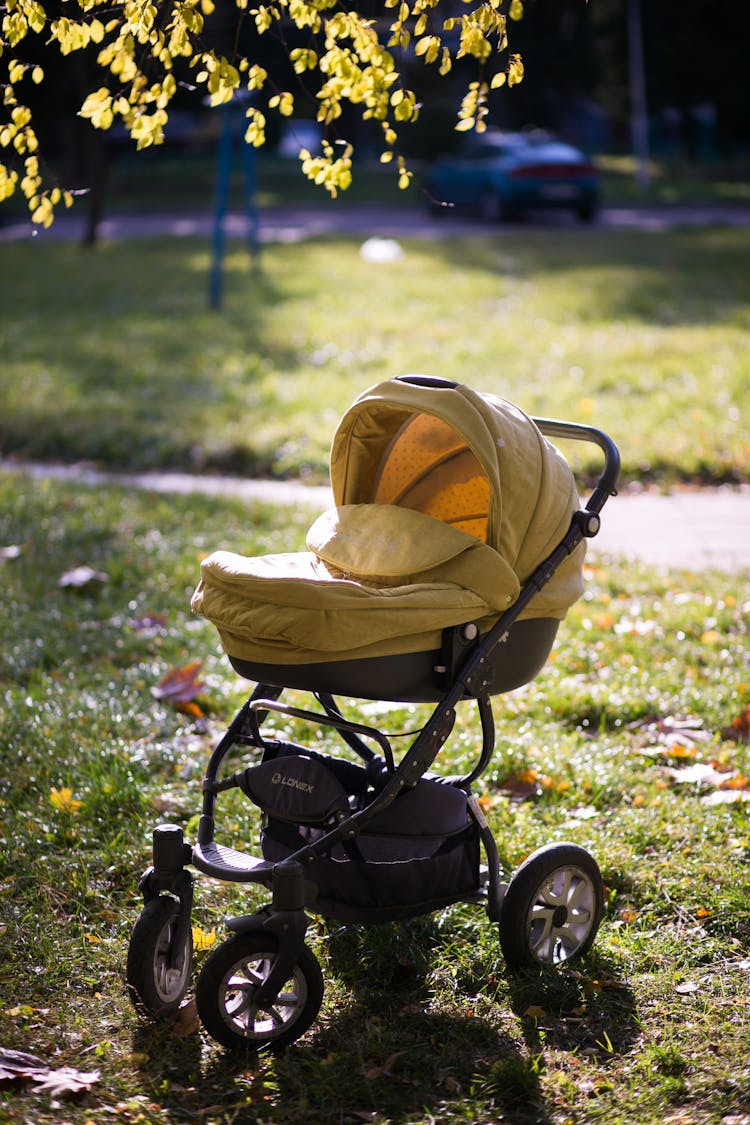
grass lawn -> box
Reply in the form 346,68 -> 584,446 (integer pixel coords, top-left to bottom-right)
1,474 -> 748,1125
1,227 -> 748,486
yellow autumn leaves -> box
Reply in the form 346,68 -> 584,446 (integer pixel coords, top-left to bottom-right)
49,786 -> 83,814
1,0 -> 524,222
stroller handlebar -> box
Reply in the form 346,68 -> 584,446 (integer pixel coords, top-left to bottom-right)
534,418 -> 621,516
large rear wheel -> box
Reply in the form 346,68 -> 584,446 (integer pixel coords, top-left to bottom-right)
500,843 -> 603,969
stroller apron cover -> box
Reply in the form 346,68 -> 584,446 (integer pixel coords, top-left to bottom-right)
191,377 -> 586,668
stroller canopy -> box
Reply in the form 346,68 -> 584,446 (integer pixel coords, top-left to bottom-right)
330,377 -> 582,581
192,377 -> 585,667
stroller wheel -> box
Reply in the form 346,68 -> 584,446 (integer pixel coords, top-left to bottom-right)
500,843 -> 603,969
196,932 -> 324,1051
126,896 -> 193,1016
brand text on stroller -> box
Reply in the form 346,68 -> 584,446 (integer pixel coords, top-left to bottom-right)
272,771 -> 315,794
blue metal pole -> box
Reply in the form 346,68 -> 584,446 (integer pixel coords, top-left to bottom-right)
241,131 -> 260,270
209,106 -> 233,309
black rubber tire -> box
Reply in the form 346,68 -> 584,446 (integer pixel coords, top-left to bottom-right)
196,932 -> 324,1051
500,842 -> 604,969
126,895 -> 193,1017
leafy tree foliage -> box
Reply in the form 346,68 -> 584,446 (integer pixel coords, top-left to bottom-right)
0,0 -> 525,225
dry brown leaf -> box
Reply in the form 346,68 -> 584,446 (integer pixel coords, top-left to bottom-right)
364,1051 -> 406,1080
721,704 -> 750,743
497,768 -> 545,802
170,997 -> 200,1036
0,1047 -> 100,1096
152,660 -> 205,704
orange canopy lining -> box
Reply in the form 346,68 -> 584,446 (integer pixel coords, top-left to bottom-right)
373,413 -> 490,542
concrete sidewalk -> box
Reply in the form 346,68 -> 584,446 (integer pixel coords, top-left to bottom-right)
7,461 -> 749,574
4,203 -> 750,245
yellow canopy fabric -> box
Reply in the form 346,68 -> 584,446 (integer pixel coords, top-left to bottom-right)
330,378 -> 584,600
191,377 -> 585,667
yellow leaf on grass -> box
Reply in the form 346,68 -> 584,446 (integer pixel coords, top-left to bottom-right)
523,1005 -> 546,1020
49,787 -> 83,814
192,926 -> 218,951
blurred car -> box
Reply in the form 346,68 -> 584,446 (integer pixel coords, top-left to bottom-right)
426,129 -> 600,223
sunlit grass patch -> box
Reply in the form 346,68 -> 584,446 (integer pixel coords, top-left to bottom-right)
1,227 -> 749,484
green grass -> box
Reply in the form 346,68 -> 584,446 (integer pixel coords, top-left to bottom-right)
1,228 -> 749,485
1,473 -> 749,1125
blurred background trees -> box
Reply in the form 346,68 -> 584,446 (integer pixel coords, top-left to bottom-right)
2,0 -> 748,226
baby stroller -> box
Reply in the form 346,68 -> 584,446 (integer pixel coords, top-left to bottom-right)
126,375 -> 620,1050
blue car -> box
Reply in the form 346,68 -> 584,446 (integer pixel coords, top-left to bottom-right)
426,129 -> 601,223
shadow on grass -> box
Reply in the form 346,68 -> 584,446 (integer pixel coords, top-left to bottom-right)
127,920 -> 638,1124
132,1004 -> 554,1125
506,949 -> 640,1060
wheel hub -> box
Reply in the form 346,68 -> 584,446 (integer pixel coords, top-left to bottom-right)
552,905 -> 568,928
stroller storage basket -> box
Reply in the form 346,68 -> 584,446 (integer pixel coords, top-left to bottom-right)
258,745 -> 481,922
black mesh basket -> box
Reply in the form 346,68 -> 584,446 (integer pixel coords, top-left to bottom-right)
260,765 -> 481,923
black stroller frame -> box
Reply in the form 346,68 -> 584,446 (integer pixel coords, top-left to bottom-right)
127,410 -> 620,1051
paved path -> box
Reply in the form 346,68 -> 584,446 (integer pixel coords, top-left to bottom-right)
3,203 -> 750,244
7,461 -> 749,573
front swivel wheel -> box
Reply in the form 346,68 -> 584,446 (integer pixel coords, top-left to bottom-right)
196,932 -> 324,1051
126,894 -> 193,1016
500,842 -> 604,969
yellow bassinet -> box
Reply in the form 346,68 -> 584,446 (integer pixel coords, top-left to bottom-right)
191,376 -> 586,701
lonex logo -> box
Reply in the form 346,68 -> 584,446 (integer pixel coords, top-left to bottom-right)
271,771 -> 314,795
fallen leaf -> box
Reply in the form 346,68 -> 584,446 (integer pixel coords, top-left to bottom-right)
0,1048 -> 43,1082
702,789 -> 750,806
719,773 -> 749,790
58,565 -> 108,591
31,1065 -> 101,1097
674,981 -> 700,995
170,998 -> 200,1036
663,742 -> 698,760
152,661 -> 205,705
191,925 -> 218,952
49,786 -> 83,814
666,763 -> 735,787
523,1005 -> 547,1020
0,1047 -> 100,1096
0,544 -> 23,560
364,1051 -> 406,1080
497,768 -> 546,802
565,805 -> 600,822
721,704 -> 750,743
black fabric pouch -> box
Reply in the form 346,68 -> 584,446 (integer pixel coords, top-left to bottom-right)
258,756 -> 481,922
